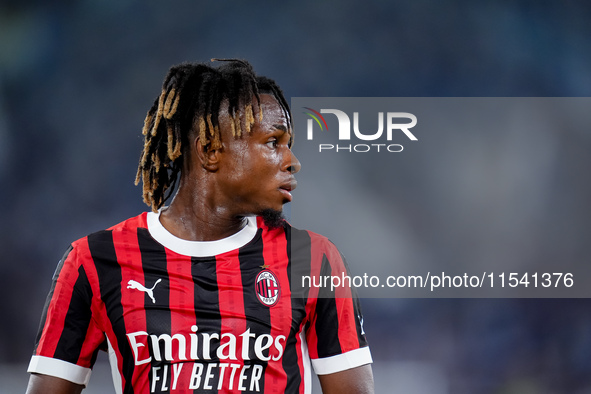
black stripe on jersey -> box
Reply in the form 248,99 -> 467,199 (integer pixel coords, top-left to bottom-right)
315,254 -> 342,358
53,264 -> 93,364
192,256 -> 221,333
192,255 -> 221,394
34,245 -> 73,350
239,230 -> 269,390
352,292 -> 368,347
88,230 -> 136,394
284,226 -> 312,393
138,227 -> 171,331
137,227 -> 170,394
287,226 -> 312,301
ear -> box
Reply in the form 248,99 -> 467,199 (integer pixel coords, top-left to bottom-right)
194,137 -> 221,171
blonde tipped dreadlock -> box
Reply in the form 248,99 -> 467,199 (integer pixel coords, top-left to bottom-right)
135,59 -> 291,212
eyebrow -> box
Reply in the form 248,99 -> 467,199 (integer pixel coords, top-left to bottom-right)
273,124 -> 294,146
273,124 -> 289,133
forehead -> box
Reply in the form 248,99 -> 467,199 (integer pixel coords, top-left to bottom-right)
256,94 -> 291,133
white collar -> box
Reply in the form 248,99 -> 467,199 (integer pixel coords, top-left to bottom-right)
146,211 -> 258,257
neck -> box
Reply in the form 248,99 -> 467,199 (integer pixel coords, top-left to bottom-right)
158,187 -> 248,242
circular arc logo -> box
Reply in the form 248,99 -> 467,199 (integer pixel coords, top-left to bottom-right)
255,270 -> 281,307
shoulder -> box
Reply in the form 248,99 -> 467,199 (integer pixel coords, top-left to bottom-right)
258,218 -> 334,244
66,213 -> 148,259
105,212 -> 148,234
291,223 -> 340,252
268,219 -> 344,261
70,213 -> 147,244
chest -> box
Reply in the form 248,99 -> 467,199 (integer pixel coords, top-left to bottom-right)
95,244 -> 307,364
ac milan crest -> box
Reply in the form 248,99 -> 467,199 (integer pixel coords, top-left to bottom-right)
255,270 -> 280,306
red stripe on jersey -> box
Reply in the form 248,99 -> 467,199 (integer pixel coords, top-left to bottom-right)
165,247 -> 195,388
261,226 -> 291,393
216,250 -> 246,393
35,240 -> 84,359
112,213 -> 149,391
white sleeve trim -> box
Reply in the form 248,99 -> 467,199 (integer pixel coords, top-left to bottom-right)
311,347 -> 373,375
27,355 -> 92,386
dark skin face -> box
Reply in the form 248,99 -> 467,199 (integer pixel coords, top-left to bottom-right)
159,94 -> 301,241
214,94 -> 300,216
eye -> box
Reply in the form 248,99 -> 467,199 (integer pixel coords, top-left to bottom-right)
266,138 -> 278,149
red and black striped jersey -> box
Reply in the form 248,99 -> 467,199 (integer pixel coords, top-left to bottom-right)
28,212 -> 371,393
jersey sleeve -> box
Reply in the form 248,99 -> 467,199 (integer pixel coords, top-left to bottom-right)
305,236 -> 372,375
28,242 -> 106,386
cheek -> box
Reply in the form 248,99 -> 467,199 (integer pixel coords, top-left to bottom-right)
231,144 -> 249,168
222,145 -> 251,180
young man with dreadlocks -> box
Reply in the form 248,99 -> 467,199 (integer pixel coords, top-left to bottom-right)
26,59 -> 373,394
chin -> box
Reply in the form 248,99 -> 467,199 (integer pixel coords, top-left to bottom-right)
259,209 -> 285,229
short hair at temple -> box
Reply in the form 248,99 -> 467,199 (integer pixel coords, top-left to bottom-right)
135,59 -> 291,212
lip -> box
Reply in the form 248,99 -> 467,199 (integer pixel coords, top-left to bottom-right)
279,179 -> 297,201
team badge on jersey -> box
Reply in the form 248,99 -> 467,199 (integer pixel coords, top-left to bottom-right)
255,270 -> 280,306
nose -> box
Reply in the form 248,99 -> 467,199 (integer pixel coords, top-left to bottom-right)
285,150 -> 301,174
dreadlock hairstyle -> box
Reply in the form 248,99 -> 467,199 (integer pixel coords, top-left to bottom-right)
135,59 -> 291,212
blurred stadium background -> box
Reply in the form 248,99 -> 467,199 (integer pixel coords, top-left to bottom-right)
1,1 -> 591,393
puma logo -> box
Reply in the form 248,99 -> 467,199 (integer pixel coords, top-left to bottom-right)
127,279 -> 162,304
